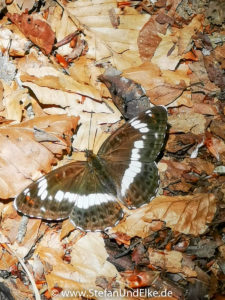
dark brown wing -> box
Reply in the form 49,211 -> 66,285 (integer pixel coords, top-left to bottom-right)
98,106 -> 167,163
15,161 -> 123,231
98,106 -> 167,208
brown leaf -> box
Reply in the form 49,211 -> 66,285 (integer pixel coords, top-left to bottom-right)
168,112 -> 206,134
123,62 -> 189,106
210,119 -> 225,141
37,232 -> 122,296
111,193 -> 216,237
120,270 -> 158,288
177,15 -> 204,55
203,55 -> 225,89
138,1 -> 180,61
7,12 -> 55,55
0,114 -> 78,198
144,194 -> 216,235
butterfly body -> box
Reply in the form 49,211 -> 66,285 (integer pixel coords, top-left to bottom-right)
15,106 -> 167,231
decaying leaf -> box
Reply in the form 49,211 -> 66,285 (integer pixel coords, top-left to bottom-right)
168,112 -> 206,134
123,61 -> 189,106
53,0 -> 150,70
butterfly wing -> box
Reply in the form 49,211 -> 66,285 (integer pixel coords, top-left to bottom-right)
98,106 -> 167,162
69,167 -> 123,231
15,162 -> 86,220
100,161 -> 159,208
15,161 -> 123,231
98,106 -> 167,208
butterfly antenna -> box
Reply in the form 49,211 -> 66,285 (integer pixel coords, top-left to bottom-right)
88,111 -> 93,151
92,126 -> 98,154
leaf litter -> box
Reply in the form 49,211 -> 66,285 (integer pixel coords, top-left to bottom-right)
0,0 -> 224,299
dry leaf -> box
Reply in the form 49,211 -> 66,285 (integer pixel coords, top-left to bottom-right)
123,61 -> 189,106
7,12 -> 55,55
138,0 -> 181,61
37,232 -> 122,297
177,14 -> 204,55
0,18 -> 31,56
18,51 -> 102,101
168,112 -> 206,134
0,114 -> 78,198
111,193 -> 216,237
53,0 -> 149,70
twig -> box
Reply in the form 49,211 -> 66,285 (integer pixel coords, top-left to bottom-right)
5,244 -> 41,300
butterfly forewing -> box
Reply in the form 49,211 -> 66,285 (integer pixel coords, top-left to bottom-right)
98,106 -> 167,163
15,162 -> 86,220
15,159 -> 123,231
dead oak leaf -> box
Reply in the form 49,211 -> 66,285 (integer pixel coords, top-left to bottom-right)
0,114 -> 78,198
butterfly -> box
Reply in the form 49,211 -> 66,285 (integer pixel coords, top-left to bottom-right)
14,106 -> 167,231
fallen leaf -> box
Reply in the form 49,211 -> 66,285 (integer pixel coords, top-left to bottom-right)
0,114 -> 78,198
110,193 -> 216,237
138,0 -> 181,61
51,1 -> 150,70
177,14 -> 204,55
168,112 -> 206,134
7,12 -> 55,55
37,232 -> 123,297
123,61 -> 190,106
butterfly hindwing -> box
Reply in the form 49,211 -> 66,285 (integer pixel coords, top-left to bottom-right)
101,161 -> 159,208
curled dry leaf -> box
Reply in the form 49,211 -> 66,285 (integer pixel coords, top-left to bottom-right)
0,114 -> 78,198
7,12 -> 55,55
111,193 -> 216,237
